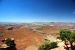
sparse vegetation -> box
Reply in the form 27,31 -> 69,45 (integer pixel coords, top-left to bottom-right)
5,38 -> 14,47
38,39 -> 57,50
60,29 -> 75,50
1,23 -> 75,50
0,38 -> 16,50
50,42 -> 58,49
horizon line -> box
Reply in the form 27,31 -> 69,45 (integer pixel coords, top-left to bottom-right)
0,21 -> 75,23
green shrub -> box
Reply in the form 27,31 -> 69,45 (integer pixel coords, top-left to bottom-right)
5,38 -> 15,47
38,41 -> 57,50
38,42 -> 51,50
49,42 -> 57,49
5,38 -> 12,46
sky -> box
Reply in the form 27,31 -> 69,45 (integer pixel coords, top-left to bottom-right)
0,0 -> 75,23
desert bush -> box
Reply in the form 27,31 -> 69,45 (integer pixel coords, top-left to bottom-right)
38,39 -> 57,50
38,42 -> 51,50
60,29 -> 75,50
5,38 -> 16,50
5,38 -> 13,47
49,42 -> 57,49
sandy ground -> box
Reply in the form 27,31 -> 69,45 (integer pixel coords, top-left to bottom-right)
51,42 -> 66,50
25,45 -> 38,50
0,26 -> 44,50
30,27 -> 66,50
24,41 -> 66,50
0,25 -> 66,50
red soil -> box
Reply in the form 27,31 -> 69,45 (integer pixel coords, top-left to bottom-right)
0,26 -> 44,50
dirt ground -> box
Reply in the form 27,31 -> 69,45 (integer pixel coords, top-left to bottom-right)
0,25 -> 69,50
0,26 -> 44,50
51,42 -> 66,50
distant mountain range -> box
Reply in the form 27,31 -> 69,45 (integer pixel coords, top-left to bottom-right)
0,22 -> 75,26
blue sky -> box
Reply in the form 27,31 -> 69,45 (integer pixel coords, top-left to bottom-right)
0,0 -> 75,22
